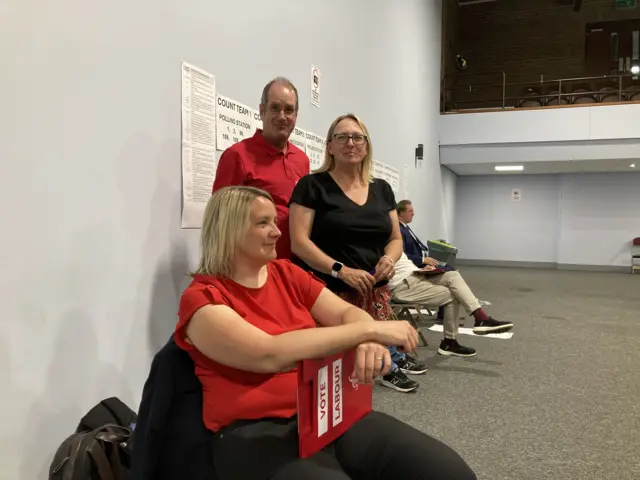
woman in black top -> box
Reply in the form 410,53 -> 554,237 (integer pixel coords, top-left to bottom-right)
289,113 -> 427,393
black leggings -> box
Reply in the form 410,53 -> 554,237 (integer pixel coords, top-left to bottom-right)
212,411 -> 476,480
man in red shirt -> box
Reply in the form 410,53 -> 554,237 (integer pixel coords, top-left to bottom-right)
212,77 -> 310,259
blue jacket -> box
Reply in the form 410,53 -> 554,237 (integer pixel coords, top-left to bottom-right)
400,223 -> 429,268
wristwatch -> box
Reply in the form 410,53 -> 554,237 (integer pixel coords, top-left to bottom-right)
330,262 -> 344,278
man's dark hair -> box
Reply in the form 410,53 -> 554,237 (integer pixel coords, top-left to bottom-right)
260,77 -> 299,111
396,199 -> 412,215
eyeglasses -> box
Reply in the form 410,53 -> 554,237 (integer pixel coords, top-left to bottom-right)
267,103 -> 297,117
331,133 -> 368,145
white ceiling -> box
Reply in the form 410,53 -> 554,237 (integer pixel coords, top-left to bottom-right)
447,158 -> 640,176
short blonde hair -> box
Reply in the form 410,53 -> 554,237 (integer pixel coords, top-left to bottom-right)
315,113 -> 374,184
194,186 -> 274,277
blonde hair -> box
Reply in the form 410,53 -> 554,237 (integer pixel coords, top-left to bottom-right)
193,186 -> 274,277
315,113 -> 374,184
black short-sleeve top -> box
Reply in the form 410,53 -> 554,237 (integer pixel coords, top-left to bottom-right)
289,171 -> 396,292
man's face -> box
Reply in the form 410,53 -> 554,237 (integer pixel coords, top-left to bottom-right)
259,83 -> 297,144
400,205 -> 415,223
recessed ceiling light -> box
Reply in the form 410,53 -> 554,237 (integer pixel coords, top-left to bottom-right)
631,164 -> 636,168
495,165 -> 524,172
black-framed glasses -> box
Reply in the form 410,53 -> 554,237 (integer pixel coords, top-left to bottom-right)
331,133 -> 368,145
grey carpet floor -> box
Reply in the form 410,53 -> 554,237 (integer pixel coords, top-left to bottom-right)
373,267 -> 640,480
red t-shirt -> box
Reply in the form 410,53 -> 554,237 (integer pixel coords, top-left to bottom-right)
212,130 -> 310,259
175,260 -> 325,432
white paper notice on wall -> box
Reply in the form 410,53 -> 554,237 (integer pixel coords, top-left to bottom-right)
215,95 -> 254,151
511,188 -> 522,202
181,62 -> 216,229
290,127 -> 307,153
306,132 -> 326,171
310,65 -> 321,107
252,108 -> 263,133
373,160 -> 400,194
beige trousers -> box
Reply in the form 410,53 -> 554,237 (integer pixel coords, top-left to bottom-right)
391,271 -> 482,340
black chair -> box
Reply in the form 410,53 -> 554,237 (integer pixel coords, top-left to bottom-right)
518,87 -> 544,108
625,85 -> 640,101
545,86 -> 569,106
569,82 -> 596,104
131,335 -> 217,480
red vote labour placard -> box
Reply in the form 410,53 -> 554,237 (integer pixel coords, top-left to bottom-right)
296,349 -> 373,458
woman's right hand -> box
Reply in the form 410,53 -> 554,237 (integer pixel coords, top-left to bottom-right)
372,320 -> 419,353
337,267 -> 376,296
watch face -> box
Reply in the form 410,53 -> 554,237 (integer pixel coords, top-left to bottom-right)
333,262 -> 343,272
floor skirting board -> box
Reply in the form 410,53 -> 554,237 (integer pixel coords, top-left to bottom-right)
456,258 -> 632,273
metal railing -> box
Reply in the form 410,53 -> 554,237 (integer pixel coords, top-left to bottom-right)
441,71 -> 640,112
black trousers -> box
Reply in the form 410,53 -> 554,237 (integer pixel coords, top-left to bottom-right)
212,411 -> 476,480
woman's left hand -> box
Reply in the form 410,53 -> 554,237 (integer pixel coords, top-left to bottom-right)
374,255 -> 395,282
353,341 -> 392,384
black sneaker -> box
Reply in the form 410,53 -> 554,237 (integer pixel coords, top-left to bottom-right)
473,317 -> 513,334
396,356 -> 428,375
381,369 -> 419,393
438,339 -> 477,357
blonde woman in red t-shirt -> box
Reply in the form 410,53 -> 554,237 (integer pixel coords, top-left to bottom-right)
175,186 -> 476,480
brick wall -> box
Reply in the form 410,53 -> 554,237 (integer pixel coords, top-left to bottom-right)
442,0 -> 460,77
444,0 -> 640,109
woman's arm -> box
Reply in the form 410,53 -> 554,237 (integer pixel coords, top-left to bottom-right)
186,303 -> 377,374
289,203 -> 335,274
384,210 -> 403,263
310,288 -> 375,327
373,210 -> 403,281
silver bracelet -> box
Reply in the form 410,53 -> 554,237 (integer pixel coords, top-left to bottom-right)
382,254 -> 395,265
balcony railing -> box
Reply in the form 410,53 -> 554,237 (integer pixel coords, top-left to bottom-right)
441,71 -> 640,113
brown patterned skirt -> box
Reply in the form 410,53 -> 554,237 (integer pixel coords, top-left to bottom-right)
337,286 -> 392,321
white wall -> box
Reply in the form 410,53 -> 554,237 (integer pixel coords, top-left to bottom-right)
557,173 -> 640,267
439,104 -> 640,146
440,139 -> 640,166
441,167 -> 458,244
454,172 -> 640,267
438,104 -> 640,169
454,175 -> 561,263
0,1 -> 444,477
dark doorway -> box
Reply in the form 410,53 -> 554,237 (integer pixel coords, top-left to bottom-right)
585,19 -> 640,76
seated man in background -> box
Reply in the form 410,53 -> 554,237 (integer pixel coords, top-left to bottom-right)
175,185 -> 477,480
389,253 -> 513,356
397,199 -> 445,269
395,200 -> 512,342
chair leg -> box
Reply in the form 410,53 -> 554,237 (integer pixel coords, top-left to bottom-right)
390,306 -> 428,349
411,308 -> 429,348
399,306 -> 428,348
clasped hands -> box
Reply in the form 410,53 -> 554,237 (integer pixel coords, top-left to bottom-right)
337,256 -> 395,296
351,320 -> 419,384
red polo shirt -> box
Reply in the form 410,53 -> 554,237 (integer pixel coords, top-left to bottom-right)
212,130 -> 310,259
174,260 -> 325,432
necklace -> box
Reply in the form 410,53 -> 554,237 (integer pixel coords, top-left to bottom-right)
329,171 -> 364,193
331,173 -> 362,192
